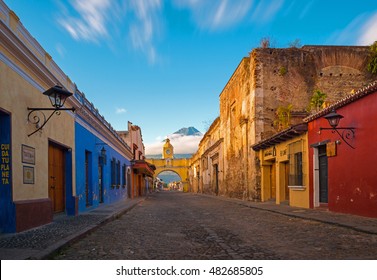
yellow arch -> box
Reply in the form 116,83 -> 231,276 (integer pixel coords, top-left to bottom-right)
146,158 -> 190,192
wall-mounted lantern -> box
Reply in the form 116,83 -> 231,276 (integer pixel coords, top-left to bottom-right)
320,109 -> 355,149
27,85 -> 75,137
99,147 -> 107,165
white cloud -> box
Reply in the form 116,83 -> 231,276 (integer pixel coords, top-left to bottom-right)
58,0 -> 114,42
298,1 -> 313,20
357,12 -> 377,45
129,0 -> 162,63
328,12 -> 377,46
115,107 -> 127,114
173,0 -> 253,29
57,0 -> 161,63
55,43 -> 66,57
145,135 -> 202,155
251,0 -> 284,23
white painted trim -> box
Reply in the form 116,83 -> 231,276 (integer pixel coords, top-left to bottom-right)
288,185 -> 306,191
50,60 -> 66,84
0,1 -> 9,24
17,23 -> 45,61
0,51 -> 44,92
313,147 -> 320,207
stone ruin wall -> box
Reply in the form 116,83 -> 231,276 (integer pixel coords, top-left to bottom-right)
219,58 -> 252,198
220,46 -> 375,200
255,46 -> 373,141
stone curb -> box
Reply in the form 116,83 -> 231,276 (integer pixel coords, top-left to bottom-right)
32,198 -> 145,260
194,193 -> 377,235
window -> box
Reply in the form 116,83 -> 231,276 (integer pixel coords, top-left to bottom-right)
122,164 -> 127,188
202,157 -> 208,170
288,141 -> 304,186
111,158 -> 116,188
116,160 -> 121,188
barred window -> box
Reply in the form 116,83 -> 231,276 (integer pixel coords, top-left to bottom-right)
111,158 -> 116,188
288,141 -> 304,186
116,160 -> 121,187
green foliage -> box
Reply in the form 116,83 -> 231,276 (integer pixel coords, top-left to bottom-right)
367,41 -> 377,74
308,90 -> 327,112
279,66 -> 287,76
274,104 -> 293,131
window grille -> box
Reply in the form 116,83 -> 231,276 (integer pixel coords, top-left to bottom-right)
288,140 -> 305,186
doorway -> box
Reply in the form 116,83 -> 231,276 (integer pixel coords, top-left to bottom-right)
85,151 -> 93,207
284,162 -> 290,201
318,145 -> 328,203
213,164 -> 219,195
269,164 -> 276,199
48,142 -> 66,213
0,110 -> 14,232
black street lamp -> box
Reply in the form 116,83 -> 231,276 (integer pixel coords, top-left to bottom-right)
99,146 -> 107,165
320,109 -> 356,149
27,85 -> 75,137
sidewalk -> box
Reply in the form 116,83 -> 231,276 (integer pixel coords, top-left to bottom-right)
202,193 -> 377,235
0,197 -> 145,260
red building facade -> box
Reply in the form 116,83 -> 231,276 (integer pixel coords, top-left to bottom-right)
305,81 -> 377,218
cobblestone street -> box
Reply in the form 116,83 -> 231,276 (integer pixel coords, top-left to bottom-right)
52,192 -> 377,260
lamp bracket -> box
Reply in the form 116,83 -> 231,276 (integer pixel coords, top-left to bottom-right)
319,127 -> 356,149
27,107 -> 75,137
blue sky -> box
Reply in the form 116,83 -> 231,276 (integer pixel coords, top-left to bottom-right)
5,0 -> 377,154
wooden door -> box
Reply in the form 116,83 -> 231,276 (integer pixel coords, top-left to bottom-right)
138,175 -> 142,196
270,164 -> 276,199
285,162 -> 290,200
48,143 -> 65,213
214,164 -> 219,195
127,172 -> 131,198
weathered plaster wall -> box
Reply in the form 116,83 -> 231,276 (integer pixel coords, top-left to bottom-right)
217,46 -> 374,201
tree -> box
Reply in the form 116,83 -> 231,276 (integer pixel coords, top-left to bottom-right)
367,41 -> 377,74
308,90 -> 327,112
274,104 -> 293,131
288,39 -> 301,48
260,37 -> 271,48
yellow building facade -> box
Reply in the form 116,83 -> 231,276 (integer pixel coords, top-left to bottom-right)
1,5 -> 76,232
188,117 -> 224,195
147,139 -> 190,192
252,124 -> 309,208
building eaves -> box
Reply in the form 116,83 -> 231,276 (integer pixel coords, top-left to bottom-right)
219,57 -> 250,98
304,80 -> 377,123
199,116 -> 220,146
252,123 -> 308,151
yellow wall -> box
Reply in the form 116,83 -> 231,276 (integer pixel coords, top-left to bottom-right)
1,9 -> 76,202
258,134 -> 309,208
147,158 -> 190,192
0,63 -> 75,201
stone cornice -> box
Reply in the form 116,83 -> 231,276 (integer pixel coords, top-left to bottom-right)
74,91 -> 132,158
0,20 -> 58,88
1,19 -> 132,159
201,138 -> 224,158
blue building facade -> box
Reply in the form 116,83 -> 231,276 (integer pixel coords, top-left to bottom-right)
0,1 -> 139,233
73,90 -> 133,213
